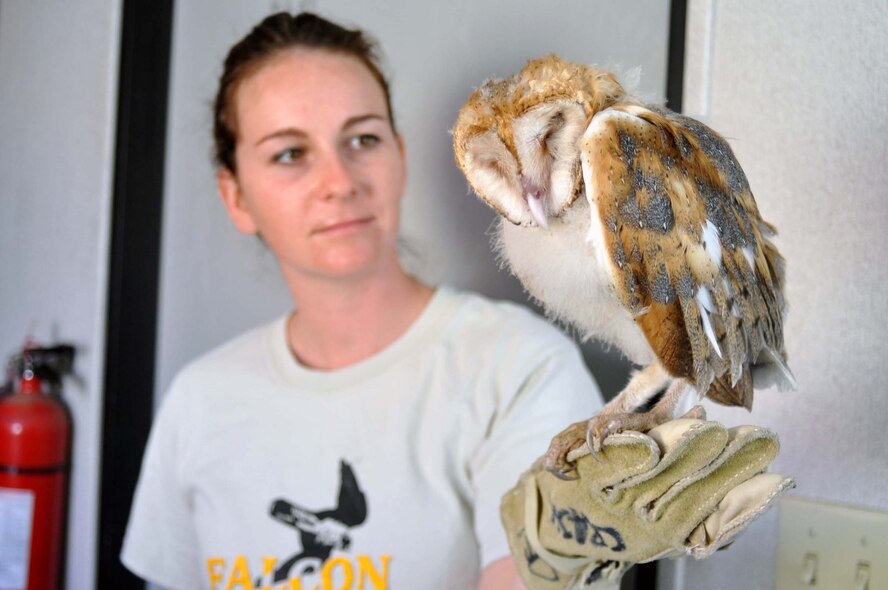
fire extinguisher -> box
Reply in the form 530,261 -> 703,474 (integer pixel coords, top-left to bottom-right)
0,344 -> 74,590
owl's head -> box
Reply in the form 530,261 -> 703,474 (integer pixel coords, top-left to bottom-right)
453,55 -> 627,228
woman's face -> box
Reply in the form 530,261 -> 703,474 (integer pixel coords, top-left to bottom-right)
218,49 -> 406,282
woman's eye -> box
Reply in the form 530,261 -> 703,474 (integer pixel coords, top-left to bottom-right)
349,134 -> 380,150
273,147 -> 305,164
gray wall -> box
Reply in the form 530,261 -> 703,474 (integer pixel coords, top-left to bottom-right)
660,1 -> 888,589
156,0 -> 671,402
0,1 -> 121,588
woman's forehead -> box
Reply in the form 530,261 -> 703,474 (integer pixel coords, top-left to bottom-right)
233,49 -> 390,139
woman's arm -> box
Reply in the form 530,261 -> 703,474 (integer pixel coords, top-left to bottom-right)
478,556 -> 526,590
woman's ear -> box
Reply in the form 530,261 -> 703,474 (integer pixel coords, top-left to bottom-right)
396,133 -> 407,188
396,133 -> 406,166
217,168 -> 257,234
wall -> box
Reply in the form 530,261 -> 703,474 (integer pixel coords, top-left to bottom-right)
660,1 -> 888,588
0,1 -> 121,588
155,0 -> 671,403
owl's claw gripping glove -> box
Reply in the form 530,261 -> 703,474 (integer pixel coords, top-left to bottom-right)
500,419 -> 795,589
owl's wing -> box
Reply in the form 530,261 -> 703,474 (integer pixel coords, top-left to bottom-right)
579,104 -> 793,406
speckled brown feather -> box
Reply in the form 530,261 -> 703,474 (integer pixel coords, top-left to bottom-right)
583,103 -> 787,406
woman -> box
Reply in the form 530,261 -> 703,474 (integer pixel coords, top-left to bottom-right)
122,12 -> 600,589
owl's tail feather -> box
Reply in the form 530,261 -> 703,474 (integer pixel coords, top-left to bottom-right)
751,345 -> 797,391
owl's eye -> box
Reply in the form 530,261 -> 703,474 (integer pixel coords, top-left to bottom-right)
541,112 -> 566,144
481,158 -> 510,178
273,146 -> 305,164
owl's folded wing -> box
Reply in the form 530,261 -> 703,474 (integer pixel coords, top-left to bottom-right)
579,104 -> 793,406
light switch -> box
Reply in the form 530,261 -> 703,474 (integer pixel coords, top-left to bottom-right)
775,496 -> 888,589
853,561 -> 870,590
800,553 -> 816,585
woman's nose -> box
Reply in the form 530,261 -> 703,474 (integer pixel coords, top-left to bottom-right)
320,151 -> 358,200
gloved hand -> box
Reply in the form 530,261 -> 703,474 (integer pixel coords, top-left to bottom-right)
500,418 -> 795,589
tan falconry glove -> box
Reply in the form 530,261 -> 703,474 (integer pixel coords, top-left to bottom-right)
501,419 -> 795,589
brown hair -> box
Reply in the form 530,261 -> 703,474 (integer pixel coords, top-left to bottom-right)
212,12 -> 395,172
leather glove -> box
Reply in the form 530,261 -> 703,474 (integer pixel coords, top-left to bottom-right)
500,418 -> 795,589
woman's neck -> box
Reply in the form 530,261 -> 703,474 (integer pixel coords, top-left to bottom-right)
283,265 -> 434,371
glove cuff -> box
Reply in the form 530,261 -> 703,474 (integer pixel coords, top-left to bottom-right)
523,474 -> 598,575
523,474 -> 631,589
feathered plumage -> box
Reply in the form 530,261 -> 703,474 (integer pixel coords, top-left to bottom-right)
453,55 -> 795,473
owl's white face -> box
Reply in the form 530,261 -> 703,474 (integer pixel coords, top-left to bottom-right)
461,100 -> 587,228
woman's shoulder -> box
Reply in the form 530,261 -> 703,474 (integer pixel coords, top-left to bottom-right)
165,315 -> 285,396
438,286 -> 577,353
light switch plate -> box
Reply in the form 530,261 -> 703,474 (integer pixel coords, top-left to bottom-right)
775,495 -> 888,589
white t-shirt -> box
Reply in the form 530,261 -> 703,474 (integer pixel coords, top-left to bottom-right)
121,287 -> 603,590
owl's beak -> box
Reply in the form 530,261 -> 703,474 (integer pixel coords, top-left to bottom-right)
521,176 -> 550,228
527,193 -> 549,228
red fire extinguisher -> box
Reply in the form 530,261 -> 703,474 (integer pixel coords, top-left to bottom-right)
0,345 -> 74,590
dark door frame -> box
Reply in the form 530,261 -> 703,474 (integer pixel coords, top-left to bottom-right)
98,0 -> 173,587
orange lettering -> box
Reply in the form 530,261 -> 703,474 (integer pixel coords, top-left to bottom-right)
288,577 -> 319,590
226,555 -> 256,590
321,556 -> 354,590
207,557 -> 226,590
262,556 -> 278,576
357,555 -> 391,590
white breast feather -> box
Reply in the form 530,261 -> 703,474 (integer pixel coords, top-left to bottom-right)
494,199 -> 656,366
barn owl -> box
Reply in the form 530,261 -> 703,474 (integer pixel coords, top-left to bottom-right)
452,55 -> 795,474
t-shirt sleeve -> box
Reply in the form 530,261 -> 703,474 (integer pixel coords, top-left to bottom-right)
120,378 -> 203,590
469,331 -> 604,569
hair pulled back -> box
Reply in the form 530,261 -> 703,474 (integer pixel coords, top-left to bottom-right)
212,12 -> 394,172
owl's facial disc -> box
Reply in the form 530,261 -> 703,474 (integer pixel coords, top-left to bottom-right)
513,101 -> 587,227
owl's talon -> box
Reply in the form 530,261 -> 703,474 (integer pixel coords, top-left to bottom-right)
586,411 -> 675,459
586,416 -> 615,461
591,434 -> 603,454
544,420 -> 589,477
548,465 -> 579,481
542,452 -> 579,479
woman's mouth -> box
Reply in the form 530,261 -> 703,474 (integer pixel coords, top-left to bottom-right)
313,216 -> 375,236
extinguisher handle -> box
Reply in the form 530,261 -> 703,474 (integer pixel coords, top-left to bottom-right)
5,344 -> 77,396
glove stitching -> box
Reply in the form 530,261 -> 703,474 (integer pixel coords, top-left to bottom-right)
653,431 -> 776,521
690,463 -> 760,525
638,424 -> 733,520
685,437 -> 779,537
612,425 -> 705,508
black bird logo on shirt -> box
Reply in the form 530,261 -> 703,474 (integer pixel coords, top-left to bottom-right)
264,460 -> 368,584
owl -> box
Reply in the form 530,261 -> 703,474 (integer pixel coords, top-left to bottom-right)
453,55 -> 795,475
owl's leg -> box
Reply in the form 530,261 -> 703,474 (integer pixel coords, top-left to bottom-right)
601,362 -> 673,414
544,363 -> 672,476
585,378 -> 698,459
